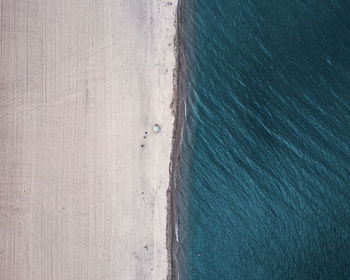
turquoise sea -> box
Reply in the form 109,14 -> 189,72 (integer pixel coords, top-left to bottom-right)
176,0 -> 350,279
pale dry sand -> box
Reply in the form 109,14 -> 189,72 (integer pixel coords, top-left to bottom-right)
0,0 -> 177,279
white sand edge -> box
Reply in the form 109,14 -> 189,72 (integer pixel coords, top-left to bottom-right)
0,1 -> 177,279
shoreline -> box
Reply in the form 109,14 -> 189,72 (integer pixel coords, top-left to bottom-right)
168,0 -> 187,279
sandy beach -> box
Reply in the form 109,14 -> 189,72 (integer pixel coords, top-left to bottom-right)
0,0 -> 177,279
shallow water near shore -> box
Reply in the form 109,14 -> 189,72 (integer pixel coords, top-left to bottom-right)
176,0 -> 350,279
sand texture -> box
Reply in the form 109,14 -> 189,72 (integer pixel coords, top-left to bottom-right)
0,0 -> 177,279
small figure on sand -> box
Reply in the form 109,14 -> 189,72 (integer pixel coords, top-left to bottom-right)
153,124 -> 161,133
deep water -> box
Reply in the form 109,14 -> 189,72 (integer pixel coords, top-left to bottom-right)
176,1 -> 350,279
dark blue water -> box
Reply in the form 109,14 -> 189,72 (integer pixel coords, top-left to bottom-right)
177,1 -> 350,279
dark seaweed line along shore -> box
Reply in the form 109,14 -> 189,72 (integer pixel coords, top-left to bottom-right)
167,0 -> 186,279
